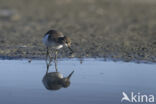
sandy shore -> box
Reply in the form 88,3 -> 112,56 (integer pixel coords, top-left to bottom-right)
0,0 -> 155,62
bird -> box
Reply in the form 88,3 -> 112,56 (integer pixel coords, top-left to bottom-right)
42,71 -> 74,90
42,29 -> 73,72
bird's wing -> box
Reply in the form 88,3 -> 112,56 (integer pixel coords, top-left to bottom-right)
47,32 -> 64,43
44,30 -> 64,41
53,32 -> 64,38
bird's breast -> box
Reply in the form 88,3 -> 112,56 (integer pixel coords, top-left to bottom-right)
43,34 -> 50,46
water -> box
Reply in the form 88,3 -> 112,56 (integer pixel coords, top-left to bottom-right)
0,59 -> 155,104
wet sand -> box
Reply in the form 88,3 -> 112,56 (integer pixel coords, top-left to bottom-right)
0,0 -> 155,62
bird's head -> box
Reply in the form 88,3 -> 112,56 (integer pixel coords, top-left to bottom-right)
63,36 -> 71,47
61,78 -> 71,88
62,36 -> 73,54
61,70 -> 74,88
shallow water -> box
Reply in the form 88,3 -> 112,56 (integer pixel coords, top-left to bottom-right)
0,59 -> 155,104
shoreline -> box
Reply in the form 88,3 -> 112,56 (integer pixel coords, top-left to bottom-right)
0,55 -> 155,64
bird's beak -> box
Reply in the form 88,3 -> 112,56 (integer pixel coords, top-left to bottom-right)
67,70 -> 74,79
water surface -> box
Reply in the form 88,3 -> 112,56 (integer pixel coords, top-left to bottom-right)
0,59 -> 155,104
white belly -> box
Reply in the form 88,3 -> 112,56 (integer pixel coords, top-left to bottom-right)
42,34 -> 63,49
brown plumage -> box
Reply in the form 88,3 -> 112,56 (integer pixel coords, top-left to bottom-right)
42,71 -> 74,90
42,29 -> 73,72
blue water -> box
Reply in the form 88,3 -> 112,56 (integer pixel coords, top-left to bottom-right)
0,59 -> 155,104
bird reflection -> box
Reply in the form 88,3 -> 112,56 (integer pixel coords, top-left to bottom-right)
42,43 -> 74,91
42,70 -> 74,90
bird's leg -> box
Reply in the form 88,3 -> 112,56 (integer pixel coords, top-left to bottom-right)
46,47 -> 49,64
46,47 -> 50,73
48,49 -> 53,66
54,50 -> 58,72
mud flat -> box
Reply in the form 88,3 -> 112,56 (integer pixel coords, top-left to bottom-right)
0,0 -> 155,62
